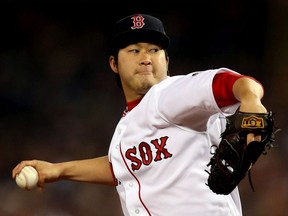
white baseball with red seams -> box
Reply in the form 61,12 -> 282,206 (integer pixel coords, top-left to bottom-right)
108,68 -> 243,216
16,166 -> 39,190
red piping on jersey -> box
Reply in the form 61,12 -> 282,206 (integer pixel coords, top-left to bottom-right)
212,72 -> 262,108
119,142 -> 152,216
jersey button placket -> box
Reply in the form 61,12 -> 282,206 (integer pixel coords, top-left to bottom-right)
126,182 -> 144,215
129,208 -> 142,215
114,125 -> 125,150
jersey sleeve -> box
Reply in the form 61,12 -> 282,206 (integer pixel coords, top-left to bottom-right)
155,68 -> 242,131
212,72 -> 264,108
212,72 -> 243,107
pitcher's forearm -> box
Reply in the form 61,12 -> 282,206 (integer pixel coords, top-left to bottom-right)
58,156 -> 115,185
232,77 -> 267,113
12,156 -> 115,187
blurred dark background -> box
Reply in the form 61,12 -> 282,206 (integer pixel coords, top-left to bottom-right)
1,2 -> 287,216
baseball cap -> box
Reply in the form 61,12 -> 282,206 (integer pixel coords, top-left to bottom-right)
109,14 -> 170,54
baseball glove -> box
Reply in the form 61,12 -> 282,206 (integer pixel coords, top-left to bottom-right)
206,109 -> 279,195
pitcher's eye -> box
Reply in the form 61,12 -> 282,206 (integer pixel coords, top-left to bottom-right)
128,49 -> 139,53
150,48 -> 159,53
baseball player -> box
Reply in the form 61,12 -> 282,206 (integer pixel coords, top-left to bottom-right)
12,14 -> 270,215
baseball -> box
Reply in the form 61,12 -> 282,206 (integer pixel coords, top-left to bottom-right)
15,166 -> 39,190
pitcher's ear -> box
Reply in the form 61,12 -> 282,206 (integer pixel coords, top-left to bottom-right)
109,56 -> 118,74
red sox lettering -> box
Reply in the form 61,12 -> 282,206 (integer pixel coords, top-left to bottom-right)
125,136 -> 173,171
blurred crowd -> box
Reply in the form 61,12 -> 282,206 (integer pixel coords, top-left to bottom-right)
1,2 -> 287,216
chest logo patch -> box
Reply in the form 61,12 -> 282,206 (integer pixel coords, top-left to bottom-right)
125,136 -> 173,171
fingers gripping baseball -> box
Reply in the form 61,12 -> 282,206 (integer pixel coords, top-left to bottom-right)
12,160 -> 59,190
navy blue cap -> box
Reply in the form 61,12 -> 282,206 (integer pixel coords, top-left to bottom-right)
109,14 -> 170,54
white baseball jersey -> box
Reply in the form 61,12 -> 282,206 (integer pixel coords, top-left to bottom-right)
108,68 -> 242,216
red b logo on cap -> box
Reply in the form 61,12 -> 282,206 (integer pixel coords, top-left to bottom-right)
131,15 -> 145,29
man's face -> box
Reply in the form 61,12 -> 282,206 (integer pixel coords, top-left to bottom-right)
114,42 -> 169,101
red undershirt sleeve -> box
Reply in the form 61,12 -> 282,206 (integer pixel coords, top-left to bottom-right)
212,72 -> 246,108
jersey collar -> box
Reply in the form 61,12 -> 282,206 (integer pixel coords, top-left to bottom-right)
127,97 -> 143,111
122,97 -> 143,117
